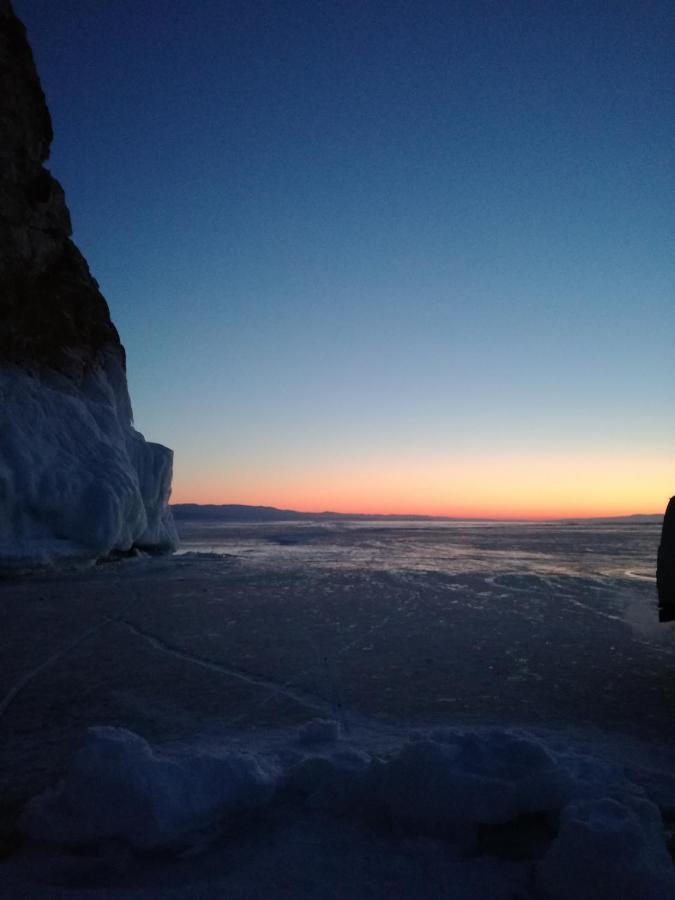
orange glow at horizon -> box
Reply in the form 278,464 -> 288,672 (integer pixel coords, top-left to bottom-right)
171,452 -> 673,520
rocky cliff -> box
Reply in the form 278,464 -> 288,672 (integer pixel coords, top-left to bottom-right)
0,1 -> 176,565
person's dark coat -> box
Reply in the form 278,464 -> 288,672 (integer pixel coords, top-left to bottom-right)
657,497 -> 675,622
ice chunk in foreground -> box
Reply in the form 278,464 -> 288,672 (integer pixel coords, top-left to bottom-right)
285,748 -> 372,816
536,796 -> 675,900
370,729 -> 573,837
297,718 -> 341,745
20,726 -> 273,850
18,722 -> 675,900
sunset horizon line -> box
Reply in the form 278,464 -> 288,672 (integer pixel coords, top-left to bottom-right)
170,499 -> 663,522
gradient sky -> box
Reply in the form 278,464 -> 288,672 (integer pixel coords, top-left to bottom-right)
16,0 -> 674,517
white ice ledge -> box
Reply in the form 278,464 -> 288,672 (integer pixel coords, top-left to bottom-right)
0,362 -> 177,566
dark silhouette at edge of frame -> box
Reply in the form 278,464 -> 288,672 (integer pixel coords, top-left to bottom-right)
657,496 -> 675,622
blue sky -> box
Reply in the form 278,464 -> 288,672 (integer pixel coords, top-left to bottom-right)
16,0 -> 674,514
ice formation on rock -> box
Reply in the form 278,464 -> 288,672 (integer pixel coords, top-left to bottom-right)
0,2 -> 176,565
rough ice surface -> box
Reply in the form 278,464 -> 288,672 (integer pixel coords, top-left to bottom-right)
0,365 -> 177,567
20,726 -> 273,851
17,722 -> 675,899
3,523 -> 673,897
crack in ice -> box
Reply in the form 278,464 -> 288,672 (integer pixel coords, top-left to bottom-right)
118,618 -> 334,718
0,588 -> 146,720
0,616 -> 115,720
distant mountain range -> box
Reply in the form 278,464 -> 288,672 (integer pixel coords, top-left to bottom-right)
172,504 -> 450,522
171,504 -> 663,524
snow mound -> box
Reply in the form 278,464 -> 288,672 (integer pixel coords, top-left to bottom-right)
536,796 -> 675,900
367,729 -> 572,843
20,726 -> 274,851
285,747 -> 371,815
0,365 -> 177,566
283,729 -> 573,836
18,723 -> 675,900
297,718 -> 341,745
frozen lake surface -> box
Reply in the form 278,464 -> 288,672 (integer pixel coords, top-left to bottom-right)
2,519 -> 674,897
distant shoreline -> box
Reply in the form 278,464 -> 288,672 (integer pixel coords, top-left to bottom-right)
171,503 -> 663,525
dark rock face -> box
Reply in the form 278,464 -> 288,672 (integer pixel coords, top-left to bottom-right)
657,497 -> 675,623
0,1 -> 124,384
0,1 -> 176,564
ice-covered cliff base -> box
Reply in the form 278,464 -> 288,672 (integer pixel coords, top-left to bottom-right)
0,366 -> 177,567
